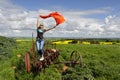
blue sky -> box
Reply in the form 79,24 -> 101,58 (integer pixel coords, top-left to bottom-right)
11,0 -> 119,10
0,0 -> 120,38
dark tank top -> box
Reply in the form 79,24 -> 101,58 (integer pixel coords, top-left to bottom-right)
36,28 -> 46,40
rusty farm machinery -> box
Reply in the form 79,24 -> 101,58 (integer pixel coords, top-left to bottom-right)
23,35 -> 83,73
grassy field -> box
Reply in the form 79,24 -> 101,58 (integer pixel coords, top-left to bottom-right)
0,36 -> 16,80
0,37 -> 120,80
57,44 -> 120,80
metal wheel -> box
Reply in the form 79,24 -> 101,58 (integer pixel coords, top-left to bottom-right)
69,50 -> 83,67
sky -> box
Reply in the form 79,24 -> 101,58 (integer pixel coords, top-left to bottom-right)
0,0 -> 120,38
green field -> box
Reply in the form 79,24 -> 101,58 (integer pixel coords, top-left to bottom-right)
0,37 -> 120,80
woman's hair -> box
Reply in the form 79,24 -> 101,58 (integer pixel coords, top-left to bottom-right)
39,22 -> 44,26
38,23 -> 44,29
40,24 -> 44,26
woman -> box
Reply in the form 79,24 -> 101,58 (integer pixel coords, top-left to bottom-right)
36,16 -> 57,61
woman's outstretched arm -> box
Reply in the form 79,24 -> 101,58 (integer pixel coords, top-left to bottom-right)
45,25 -> 57,31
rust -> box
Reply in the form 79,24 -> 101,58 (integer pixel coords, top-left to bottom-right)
70,50 -> 83,67
62,65 -> 68,72
24,52 -> 30,73
55,50 -> 83,68
23,34 -> 60,73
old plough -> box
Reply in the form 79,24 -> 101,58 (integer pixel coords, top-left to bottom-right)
23,35 -> 83,73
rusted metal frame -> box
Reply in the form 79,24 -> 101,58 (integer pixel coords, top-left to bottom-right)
24,52 -> 31,73
31,50 -> 60,73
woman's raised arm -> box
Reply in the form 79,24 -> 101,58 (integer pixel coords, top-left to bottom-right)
36,16 -> 39,27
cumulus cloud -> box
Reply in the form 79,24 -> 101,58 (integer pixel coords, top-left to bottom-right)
0,0 -> 120,38
64,7 -> 111,16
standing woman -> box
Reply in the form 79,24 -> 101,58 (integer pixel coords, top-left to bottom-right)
36,16 -> 57,61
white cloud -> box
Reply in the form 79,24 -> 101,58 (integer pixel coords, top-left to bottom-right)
104,15 -> 120,35
0,0 -> 120,38
13,30 -> 21,33
105,15 -> 116,24
64,7 -> 111,16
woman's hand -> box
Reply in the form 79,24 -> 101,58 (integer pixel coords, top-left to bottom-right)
53,25 -> 57,28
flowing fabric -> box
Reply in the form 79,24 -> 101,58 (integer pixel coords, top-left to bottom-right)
40,12 -> 65,25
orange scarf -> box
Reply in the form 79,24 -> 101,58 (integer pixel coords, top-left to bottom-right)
40,12 -> 65,25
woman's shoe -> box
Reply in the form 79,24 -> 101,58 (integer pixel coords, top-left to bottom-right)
40,57 -> 44,61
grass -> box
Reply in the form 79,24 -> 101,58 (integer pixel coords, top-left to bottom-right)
56,44 -> 120,80
0,37 -> 120,80
10,44 -> 120,80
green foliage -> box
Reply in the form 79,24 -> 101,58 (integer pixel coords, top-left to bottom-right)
0,37 -> 120,80
0,36 -> 16,80
0,36 -> 16,60
57,44 -> 120,80
0,61 -> 15,80
14,42 -> 120,80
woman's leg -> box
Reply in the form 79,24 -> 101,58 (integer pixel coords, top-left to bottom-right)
39,39 -> 45,61
40,39 -> 44,55
36,40 -> 41,54
36,39 -> 44,54
36,39 -> 45,61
